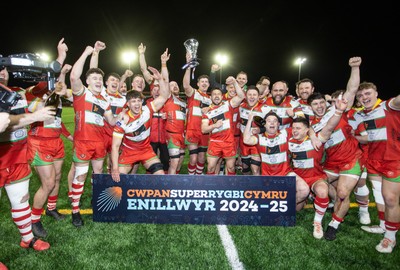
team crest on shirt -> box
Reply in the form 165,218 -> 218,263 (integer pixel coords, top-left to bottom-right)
92,103 -> 105,116
15,129 -> 25,138
132,124 -> 146,137
212,114 -> 225,124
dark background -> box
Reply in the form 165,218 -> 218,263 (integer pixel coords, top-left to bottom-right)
2,1 -> 398,99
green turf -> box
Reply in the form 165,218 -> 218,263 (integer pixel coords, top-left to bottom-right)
0,107 -> 399,269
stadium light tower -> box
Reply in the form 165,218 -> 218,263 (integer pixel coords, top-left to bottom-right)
215,53 -> 229,83
295,57 -> 307,81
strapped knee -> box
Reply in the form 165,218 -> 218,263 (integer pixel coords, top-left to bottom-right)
148,163 -> 164,174
371,180 -> 384,205
169,153 -> 181,159
250,159 -> 261,167
74,165 -> 89,182
189,148 -> 199,155
241,157 -> 251,167
354,184 -> 370,197
198,147 -> 207,153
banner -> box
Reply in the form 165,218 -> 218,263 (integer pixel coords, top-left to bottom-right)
92,174 -> 296,226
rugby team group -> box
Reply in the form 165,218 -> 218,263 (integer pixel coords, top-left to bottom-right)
0,38 -> 399,270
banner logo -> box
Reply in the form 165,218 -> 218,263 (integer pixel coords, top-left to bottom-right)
96,186 -> 122,212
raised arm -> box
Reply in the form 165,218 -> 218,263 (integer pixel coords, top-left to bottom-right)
227,76 -> 245,108
343,57 -> 361,110
209,64 -> 224,92
150,66 -> 170,112
160,48 -> 170,82
89,41 -> 106,68
58,64 -> 73,101
183,52 -> 195,97
138,43 -> 153,85
55,38 -> 68,67
58,64 -> 71,84
319,94 -> 348,142
70,46 -> 94,95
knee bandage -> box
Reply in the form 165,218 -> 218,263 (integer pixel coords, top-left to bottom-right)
354,184 -> 370,197
74,165 -> 89,183
5,179 -> 30,207
168,148 -> 180,158
148,163 -> 164,174
189,148 -> 199,155
250,159 -> 261,167
241,157 -> 251,167
198,147 -> 207,153
370,180 -> 384,205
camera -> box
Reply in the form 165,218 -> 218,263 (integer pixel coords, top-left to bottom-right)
0,83 -> 21,113
0,53 -> 61,92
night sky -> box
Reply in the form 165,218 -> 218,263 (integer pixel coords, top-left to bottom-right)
2,1 -> 398,100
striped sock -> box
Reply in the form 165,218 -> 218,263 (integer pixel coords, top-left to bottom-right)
12,202 -> 34,242
47,195 -> 58,211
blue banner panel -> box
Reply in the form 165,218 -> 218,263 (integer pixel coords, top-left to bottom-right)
92,174 -> 296,226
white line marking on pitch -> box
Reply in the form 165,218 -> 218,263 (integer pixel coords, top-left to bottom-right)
217,225 -> 245,270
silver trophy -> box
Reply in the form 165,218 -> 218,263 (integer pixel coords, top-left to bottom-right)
182,39 -> 200,69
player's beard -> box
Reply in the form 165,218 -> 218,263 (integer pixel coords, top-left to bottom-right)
273,94 -> 285,105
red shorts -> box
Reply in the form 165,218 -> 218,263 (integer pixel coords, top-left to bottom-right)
27,137 -> 65,166
234,135 -> 240,152
239,137 -> 259,157
119,145 -> 158,166
167,132 -> 185,149
323,155 -> 362,177
0,143 -> 27,169
104,135 -> 112,154
207,140 -> 237,159
367,159 -> 400,181
185,129 -> 209,147
73,140 -> 106,162
0,163 -> 32,187
305,174 -> 328,188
